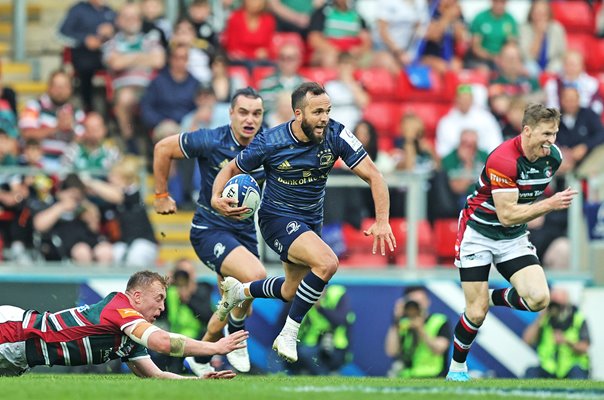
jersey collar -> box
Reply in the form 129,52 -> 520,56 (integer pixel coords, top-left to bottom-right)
229,126 -> 244,148
287,121 -> 313,147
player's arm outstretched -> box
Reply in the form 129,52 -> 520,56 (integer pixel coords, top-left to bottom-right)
153,134 -> 187,215
210,159 -> 250,219
123,321 -> 248,379
128,357 -> 237,380
493,187 -> 578,227
349,156 -> 396,255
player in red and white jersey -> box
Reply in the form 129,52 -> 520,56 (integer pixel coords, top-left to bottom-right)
0,270 -> 247,378
445,104 -> 578,381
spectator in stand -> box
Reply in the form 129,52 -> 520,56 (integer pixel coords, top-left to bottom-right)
441,129 -> 488,211
307,0 -> 372,68
187,0 -> 219,57
266,90 -> 294,128
544,51 -> 603,115
489,42 -> 541,101
467,0 -> 518,70
19,70 -> 86,171
171,18 -> 212,85
0,129 -> 18,167
501,96 -> 527,140
258,42 -> 305,120
435,84 -> 502,158
141,0 -> 171,49
324,52 -> 369,130
83,156 -> 158,268
209,52 -> 248,104
221,0 -> 276,72
32,173 -> 113,264
372,0 -> 429,74
419,0 -> 468,74
518,0 -> 566,78
61,111 -> 121,171
181,86 -> 230,133
103,2 -> 166,152
0,96 -> 18,140
0,79 -> 17,115
268,0 -> 321,38
556,85 -> 604,178
353,120 -> 394,174
140,43 -> 199,145
392,113 -> 437,174
58,0 -> 116,112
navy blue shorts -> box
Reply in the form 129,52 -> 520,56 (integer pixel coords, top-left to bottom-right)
260,215 -> 321,263
190,227 -> 259,275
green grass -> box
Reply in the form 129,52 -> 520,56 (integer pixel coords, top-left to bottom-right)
1,375 -> 603,400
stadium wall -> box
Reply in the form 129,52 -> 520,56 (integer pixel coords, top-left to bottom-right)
0,274 -> 599,379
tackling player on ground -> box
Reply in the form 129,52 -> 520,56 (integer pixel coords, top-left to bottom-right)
211,82 -> 396,363
446,103 -> 578,381
0,270 -> 246,378
153,87 -> 265,374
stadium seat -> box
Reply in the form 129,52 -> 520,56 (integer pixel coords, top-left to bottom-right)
396,102 -> 450,139
227,66 -> 252,87
354,68 -> 396,100
339,252 -> 389,268
361,101 -> 398,136
551,1 -> 595,34
452,68 -> 490,86
299,67 -> 339,85
251,65 -> 277,89
539,71 -> 557,88
395,69 -> 449,103
586,39 -> 604,73
433,218 -> 458,264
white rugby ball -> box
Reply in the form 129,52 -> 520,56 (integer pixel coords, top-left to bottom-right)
221,174 -> 261,220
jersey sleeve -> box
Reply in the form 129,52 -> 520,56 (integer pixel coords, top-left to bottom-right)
179,128 -> 215,159
485,151 -> 518,193
235,131 -> 267,173
335,127 -> 368,169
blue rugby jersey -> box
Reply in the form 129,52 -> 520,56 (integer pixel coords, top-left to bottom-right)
179,125 -> 265,230
235,120 -> 367,225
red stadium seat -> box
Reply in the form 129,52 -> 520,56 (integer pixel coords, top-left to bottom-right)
228,66 -> 252,87
453,68 -> 490,86
396,102 -> 450,139
299,67 -> 339,85
354,68 -> 396,100
551,1 -> 595,34
433,218 -> 458,264
586,39 -> 604,73
395,69 -> 449,103
252,65 -> 277,89
340,253 -> 389,268
361,101 -> 398,137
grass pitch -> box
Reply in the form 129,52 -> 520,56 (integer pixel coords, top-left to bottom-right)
1,375 -> 603,400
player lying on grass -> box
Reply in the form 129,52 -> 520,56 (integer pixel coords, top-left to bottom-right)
0,270 -> 247,378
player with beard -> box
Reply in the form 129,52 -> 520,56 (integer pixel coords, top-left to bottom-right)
210,82 -> 396,362
153,87 -> 265,375
445,103 -> 578,381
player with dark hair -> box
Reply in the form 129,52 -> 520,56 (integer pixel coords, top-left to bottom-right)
211,82 -> 396,362
0,270 -> 246,378
445,103 -> 578,381
153,87 -> 265,374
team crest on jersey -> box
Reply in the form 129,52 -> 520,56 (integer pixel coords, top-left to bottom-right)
544,166 -> 552,178
117,308 -> 144,319
214,242 -> 226,258
317,149 -> 334,167
277,160 -> 292,170
274,239 -> 283,253
286,221 -> 301,235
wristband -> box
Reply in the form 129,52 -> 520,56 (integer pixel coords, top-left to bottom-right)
154,192 -> 170,199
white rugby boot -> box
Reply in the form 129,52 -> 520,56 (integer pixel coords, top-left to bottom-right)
216,277 -> 246,321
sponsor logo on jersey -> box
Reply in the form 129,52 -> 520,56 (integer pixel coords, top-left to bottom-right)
487,168 -> 514,188
339,128 -> 363,151
214,242 -> 226,258
117,308 -> 144,319
277,160 -> 292,170
286,221 -> 301,235
528,167 -> 539,174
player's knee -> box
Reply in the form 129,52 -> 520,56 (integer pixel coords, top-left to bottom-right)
465,302 -> 489,326
313,253 -> 339,281
526,289 -> 550,311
